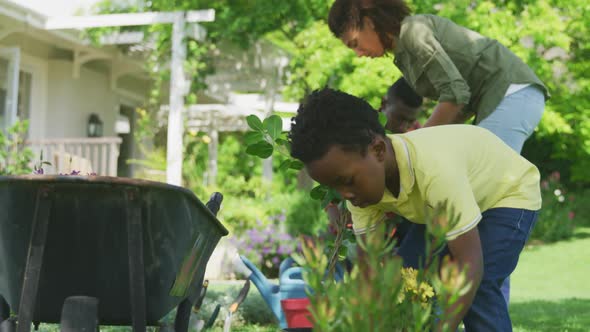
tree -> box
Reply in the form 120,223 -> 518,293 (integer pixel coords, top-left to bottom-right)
90,0 -> 590,185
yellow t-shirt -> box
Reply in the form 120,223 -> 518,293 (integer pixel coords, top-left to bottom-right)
348,125 -> 541,240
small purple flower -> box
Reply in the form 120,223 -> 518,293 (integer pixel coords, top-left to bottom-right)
253,236 -> 265,245
272,256 -> 280,265
278,233 -> 292,241
277,245 -> 292,255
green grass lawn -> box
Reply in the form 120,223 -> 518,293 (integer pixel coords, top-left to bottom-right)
509,227 -> 590,332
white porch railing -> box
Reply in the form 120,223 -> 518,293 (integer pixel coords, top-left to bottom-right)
26,137 -> 122,176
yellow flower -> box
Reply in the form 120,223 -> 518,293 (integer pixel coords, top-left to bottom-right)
401,267 -> 418,292
398,267 -> 435,307
419,282 -> 435,302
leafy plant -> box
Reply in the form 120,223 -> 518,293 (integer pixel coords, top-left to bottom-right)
296,206 -> 470,331
244,110 -> 388,273
530,171 -> 577,243
0,120 -> 34,175
231,218 -> 299,278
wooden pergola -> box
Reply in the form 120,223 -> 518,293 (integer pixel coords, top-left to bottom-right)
161,93 -> 297,185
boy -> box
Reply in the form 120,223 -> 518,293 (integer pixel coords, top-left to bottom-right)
326,78 -> 422,237
289,88 -> 540,331
381,77 -> 423,133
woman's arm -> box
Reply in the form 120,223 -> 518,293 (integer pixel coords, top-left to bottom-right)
396,18 -> 473,127
424,101 -> 466,127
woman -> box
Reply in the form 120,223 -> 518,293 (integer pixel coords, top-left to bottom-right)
328,0 -> 548,315
328,0 -> 548,154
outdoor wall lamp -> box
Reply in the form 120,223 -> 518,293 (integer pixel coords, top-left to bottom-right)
87,113 -> 103,137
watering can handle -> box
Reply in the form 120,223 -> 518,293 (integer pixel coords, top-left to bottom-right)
206,192 -> 223,217
279,256 -> 296,277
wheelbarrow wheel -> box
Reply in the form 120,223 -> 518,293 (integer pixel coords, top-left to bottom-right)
59,296 -> 99,332
0,294 -> 9,323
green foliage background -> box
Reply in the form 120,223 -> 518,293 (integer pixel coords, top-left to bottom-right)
91,0 -> 589,235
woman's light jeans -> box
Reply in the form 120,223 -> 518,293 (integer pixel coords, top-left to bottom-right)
478,85 -> 545,154
477,84 -> 545,305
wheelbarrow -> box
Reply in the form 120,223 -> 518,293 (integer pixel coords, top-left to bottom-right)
0,175 -> 228,332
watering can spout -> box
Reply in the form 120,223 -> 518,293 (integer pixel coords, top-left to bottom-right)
237,255 -> 282,320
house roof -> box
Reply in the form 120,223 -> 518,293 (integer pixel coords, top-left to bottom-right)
0,0 -> 106,51
16,0 -> 98,17
0,0 -> 149,101
1,0 -> 297,126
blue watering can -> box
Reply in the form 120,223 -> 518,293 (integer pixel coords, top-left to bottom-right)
236,255 -> 344,329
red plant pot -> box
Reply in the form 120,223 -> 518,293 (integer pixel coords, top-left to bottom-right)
281,298 -> 313,328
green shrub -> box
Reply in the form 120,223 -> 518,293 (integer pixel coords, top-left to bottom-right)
238,289 -> 278,326
530,171 -> 577,243
231,220 -> 298,278
0,120 -> 33,175
271,190 -> 328,236
195,284 -> 277,328
571,188 -> 590,227
297,206 -> 468,331
218,196 -> 270,234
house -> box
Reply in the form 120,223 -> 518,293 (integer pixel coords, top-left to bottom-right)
0,0 -> 152,176
0,0 -> 296,182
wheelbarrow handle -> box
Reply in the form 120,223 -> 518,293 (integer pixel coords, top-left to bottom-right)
204,304 -> 221,329
229,279 -> 251,313
206,192 -> 223,217
193,280 -> 209,313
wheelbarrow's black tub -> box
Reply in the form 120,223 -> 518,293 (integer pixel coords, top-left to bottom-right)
0,175 -> 228,325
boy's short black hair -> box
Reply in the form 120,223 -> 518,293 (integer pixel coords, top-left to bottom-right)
387,77 -> 423,108
289,88 -> 386,163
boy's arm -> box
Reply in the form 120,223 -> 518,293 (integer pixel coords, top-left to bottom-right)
422,171 -> 484,329
439,227 -> 484,331
348,204 -> 388,279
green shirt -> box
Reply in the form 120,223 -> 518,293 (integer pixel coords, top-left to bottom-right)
393,14 -> 548,123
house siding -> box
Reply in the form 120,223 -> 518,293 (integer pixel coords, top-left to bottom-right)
46,59 -> 118,138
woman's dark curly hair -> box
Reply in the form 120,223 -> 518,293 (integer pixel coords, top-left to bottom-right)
289,88 -> 386,163
328,0 -> 411,52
